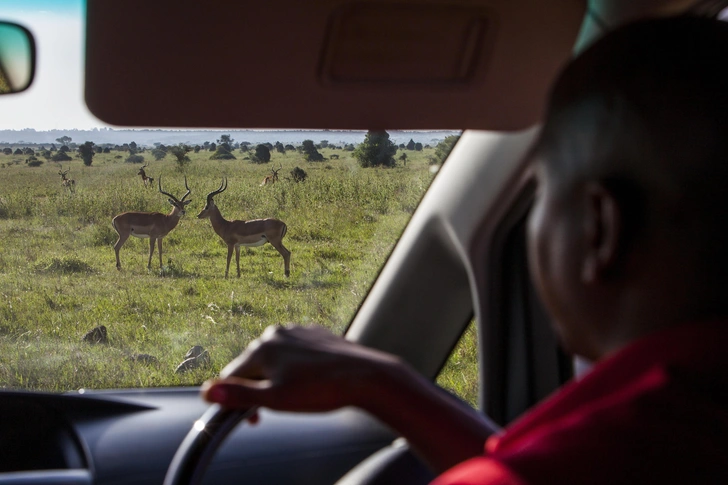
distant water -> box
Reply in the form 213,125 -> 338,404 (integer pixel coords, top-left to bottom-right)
0,129 -> 461,147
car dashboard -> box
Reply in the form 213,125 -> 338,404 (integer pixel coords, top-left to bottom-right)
0,389 -> 395,484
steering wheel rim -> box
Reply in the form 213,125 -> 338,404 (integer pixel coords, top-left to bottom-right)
163,404 -> 258,485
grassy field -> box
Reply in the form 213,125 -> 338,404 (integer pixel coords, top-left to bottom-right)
0,145 -> 478,405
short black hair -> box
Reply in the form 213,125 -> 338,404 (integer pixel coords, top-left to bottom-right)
532,16 -> 728,307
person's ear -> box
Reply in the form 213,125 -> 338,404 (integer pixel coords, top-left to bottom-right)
582,182 -> 622,283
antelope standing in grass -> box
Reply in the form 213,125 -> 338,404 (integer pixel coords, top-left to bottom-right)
260,164 -> 282,186
138,162 -> 154,187
198,178 -> 290,277
112,176 -> 191,270
58,165 -> 75,193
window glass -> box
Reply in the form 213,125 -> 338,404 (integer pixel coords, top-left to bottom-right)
437,321 -> 479,407
0,1 -> 463,392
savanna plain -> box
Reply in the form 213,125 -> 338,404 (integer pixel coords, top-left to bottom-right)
0,144 -> 477,405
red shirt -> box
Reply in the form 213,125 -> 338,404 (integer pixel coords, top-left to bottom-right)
433,321 -> 728,485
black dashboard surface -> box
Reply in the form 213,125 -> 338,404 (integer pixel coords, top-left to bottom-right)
0,388 -> 396,484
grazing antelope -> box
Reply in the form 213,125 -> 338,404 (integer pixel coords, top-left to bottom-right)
138,163 -> 154,187
112,176 -> 191,270
260,164 -> 282,186
58,165 -> 75,193
198,178 -> 291,277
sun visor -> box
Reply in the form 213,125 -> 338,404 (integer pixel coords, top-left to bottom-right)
84,0 -> 583,131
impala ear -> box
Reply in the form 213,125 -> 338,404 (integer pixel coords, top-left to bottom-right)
183,200 -> 192,206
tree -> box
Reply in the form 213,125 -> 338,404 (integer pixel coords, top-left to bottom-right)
301,139 -> 324,162
168,144 -> 193,170
2,147 -> 12,155
353,131 -> 397,168
275,141 -> 285,153
59,145 -> 70,153
217,134 -> 234,153
430,135 -> 460,165
250,144 -> 271,164
406,138 -> 415,150
152,146 -> 168,161
415,142 -> 423,151
56,136 -> 72,146
78,141 -> 96,166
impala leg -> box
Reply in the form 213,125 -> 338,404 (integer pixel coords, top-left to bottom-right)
225,245 -> 234,278
148,238 -> 156,270
270,241 -> 291,277
113,232 -> 130,270
158,238 -> 163,269
235,245 -> 241,278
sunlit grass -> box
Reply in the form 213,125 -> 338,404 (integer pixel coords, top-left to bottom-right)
0,146 -> 477,405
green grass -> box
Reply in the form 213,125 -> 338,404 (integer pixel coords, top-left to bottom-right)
0,146 -> 477,405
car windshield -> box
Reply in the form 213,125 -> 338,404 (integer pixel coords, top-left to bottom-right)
0,1 -> 462,392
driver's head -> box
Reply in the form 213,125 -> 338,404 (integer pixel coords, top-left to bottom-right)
527,16 -> 728,360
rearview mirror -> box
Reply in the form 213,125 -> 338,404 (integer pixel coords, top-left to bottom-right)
0,21 -> 35,94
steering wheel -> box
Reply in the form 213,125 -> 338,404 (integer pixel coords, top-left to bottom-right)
163,404 -> 256,485
163,404 -> 434,485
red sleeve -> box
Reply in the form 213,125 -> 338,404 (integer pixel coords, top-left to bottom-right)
430,457 -> 527,485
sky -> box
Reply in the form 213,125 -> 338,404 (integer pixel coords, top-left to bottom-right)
0,0 -> 108,130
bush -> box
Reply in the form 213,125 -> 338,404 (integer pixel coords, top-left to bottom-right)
291,166 -> 308,182
78,141 -> 96,166
250,144 -> 271,164
26,156 -> 43,167
210,145 -> 237,160
168,144 -> 193,170
430,135 -> 460,165
51,151 -> 73,162
353,131 -> 397,168
125,154 -> 145,164
301,140 -> 324,162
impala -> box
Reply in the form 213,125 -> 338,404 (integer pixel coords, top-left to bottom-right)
111,176 -> 191,270
198,178 -> 291,277
260,164 -> 282,186
58,165 -> 75,193
138,162 -> 154,187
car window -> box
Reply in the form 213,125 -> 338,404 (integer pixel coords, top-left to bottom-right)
0,1 -> 464,391
437,321 -> 479,407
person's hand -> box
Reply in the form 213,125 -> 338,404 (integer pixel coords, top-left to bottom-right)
201,325 -> 400,418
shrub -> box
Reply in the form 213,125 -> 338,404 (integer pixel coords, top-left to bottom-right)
51,151 -> 73,162
78,141 -> 96,166
291,166 -> 308,182
169,144 -> 193,170
26,156 -> 43,167
301,140 -> 324,162
250,144 -> 271,164
430,135 -> 460,165
353,131 -> 397,168
125,154 -> 145,164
